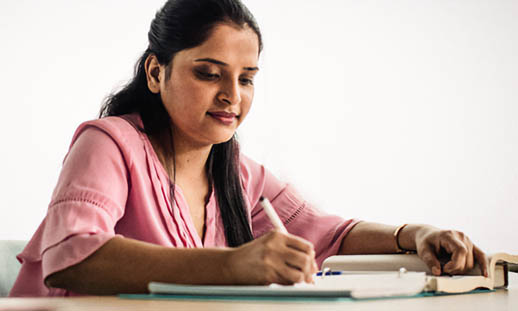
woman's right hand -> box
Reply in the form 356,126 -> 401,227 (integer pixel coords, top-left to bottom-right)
225,230 -> 318,285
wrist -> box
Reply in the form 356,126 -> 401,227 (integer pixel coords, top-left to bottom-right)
403,224 -> 437,252
394,224 -> 412,253
396,224 -> 422,252
221,247 -> 239,284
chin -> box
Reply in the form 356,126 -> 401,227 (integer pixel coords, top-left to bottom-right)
214,136 -> 234,145
210,132 -> 236,145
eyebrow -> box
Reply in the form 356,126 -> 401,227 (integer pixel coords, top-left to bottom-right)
194,58 -> 259,71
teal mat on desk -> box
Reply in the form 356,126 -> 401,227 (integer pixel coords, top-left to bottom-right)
120,289 -> 493,302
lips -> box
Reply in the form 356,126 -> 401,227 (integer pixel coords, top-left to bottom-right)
208,111 -> 237,118
207,111 -> 238,125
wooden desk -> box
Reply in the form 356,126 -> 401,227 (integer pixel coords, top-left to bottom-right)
2,274 -> 517,311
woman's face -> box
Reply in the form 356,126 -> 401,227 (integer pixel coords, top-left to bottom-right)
158,23 -> 260,147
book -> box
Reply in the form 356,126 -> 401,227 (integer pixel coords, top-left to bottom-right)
322,252 -> 518,294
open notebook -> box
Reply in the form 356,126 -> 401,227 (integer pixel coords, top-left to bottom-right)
148,252 -> 517,299
148,271 -> 427,299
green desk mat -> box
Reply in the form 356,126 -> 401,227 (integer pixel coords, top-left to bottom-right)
119,289 -> 494,302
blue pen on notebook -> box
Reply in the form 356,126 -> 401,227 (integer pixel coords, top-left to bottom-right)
316,270 -> 344,276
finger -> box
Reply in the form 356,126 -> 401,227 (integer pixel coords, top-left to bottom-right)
266,231 -> 315,255
473,245 -> 489,277
266,231 -> 317,283
464,239 -> 475,273
269,269 -> 294,285
263,252 -> 304,285
284,234 -> 315,255
441,235 -> 469,275
274,232 -> 317,268
285,239 -> 317,282
420,244 -> 442,276
277,261 -> 305,284
282,248 -> 316,283
283,248 -> 312,271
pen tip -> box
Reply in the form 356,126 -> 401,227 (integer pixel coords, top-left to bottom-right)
259,196 -> 264,202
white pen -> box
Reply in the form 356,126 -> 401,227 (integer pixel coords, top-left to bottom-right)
259,196 -> 288,234
261,196 -> 318,284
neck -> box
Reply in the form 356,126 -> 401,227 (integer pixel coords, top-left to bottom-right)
151,128 -> 213,182
173,139 -> 212,180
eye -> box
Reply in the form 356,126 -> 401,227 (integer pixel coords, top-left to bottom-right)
195,69 -> 220,81
239,76 -> 254,86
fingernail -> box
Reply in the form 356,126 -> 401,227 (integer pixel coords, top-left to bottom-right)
432,267 -> 441,275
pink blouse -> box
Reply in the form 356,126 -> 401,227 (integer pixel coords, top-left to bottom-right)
9,114 -> 359,297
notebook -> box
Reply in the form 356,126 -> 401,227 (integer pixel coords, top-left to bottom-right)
148,271 -> 427,299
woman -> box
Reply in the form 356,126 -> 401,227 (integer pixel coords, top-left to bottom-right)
10,0 -> 487,296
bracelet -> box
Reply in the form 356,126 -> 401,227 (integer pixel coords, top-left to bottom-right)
393,224 -> 415,254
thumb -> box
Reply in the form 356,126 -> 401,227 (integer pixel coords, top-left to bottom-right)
420,245 -> 442,276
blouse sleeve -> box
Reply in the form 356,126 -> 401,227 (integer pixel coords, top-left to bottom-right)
19,122 -> 130,282
241,155 -> 360,267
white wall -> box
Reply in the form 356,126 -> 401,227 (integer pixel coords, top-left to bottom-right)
1,0 -> 516,254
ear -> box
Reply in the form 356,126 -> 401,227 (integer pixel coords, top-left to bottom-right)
144,54 -> 163,94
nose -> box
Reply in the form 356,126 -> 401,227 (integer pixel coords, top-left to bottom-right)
217,78 -> 241,106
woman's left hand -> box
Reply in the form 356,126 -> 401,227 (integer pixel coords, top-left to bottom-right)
414,226 -> 488,277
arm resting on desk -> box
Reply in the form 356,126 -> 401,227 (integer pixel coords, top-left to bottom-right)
45,236 -> 233,295
338,222 -> 488,276
45,230 -> 318,294
339,222 -> 419,255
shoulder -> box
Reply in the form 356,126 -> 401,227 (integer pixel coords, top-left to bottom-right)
67,113 -> 146,167
71,114 -> 143,146
70,114 -> 144,152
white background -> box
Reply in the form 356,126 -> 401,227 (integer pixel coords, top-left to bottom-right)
0,0 -> 516,254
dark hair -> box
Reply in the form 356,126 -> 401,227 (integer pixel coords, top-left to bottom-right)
99,0 -> 262,247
